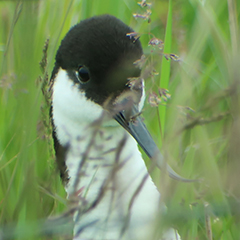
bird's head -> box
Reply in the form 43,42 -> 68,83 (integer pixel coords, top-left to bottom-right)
54,14 -> 143,109
51,14 -> 193,182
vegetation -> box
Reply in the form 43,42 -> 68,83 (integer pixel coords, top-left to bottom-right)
0,0 -> 239,239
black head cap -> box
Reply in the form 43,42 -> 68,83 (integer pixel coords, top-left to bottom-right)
54,14 -> 143,105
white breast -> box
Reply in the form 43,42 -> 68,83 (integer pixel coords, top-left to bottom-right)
52,68 -> 179,240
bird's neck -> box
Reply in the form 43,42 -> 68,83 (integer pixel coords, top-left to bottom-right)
54,119 -> 160,239
52,69 -> 160,239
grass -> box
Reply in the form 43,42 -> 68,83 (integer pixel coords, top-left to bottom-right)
0,0 -> 239,239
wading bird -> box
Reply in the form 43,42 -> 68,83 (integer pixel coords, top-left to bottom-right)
50,14 -> 184,240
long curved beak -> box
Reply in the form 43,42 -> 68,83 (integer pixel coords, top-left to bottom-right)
113,104 -> 195,182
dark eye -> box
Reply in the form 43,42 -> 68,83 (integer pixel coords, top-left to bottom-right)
77,66 -> 90,83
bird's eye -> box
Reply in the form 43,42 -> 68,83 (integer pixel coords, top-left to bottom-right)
77,66 -> 90,83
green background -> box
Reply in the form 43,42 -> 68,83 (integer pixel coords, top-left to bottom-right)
0,0 -> 239,239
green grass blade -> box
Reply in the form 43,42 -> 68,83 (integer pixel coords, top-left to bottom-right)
158,0 -> 172,140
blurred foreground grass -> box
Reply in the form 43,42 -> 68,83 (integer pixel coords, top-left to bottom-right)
0,0 -> 239,239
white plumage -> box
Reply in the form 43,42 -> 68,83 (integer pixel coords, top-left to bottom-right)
52,68 -> 180,240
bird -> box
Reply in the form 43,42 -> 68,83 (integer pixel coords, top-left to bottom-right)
50,14 -> 183,240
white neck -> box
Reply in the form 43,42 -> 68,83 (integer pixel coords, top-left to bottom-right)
52,69 -> 161,239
